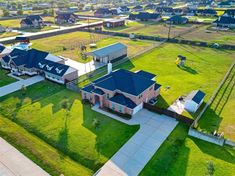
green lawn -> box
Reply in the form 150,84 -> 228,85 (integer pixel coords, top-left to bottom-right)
0,81 -> 139,175
0,69 -> 17,87
198,65 -> 235,140
140,123 -> 235,176
79,43 -> 235,119
114,44 -> 234,118
0,31 -> 19,38
0,19 -> 21,28
31,31 -> 156,63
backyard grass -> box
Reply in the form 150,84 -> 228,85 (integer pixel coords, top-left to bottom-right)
0,80 -> 139,174
0,69 -> 17,87
178,25 -> 235,45
197,65 -> 235,140
140,123 -> 235,176
0,19 -> 21,28
0,31 -> 19,38
104,21 -> 201,38
80,43 -> 235,119
31,31 -> 156,63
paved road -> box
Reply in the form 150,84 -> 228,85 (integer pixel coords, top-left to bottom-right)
0,21 -> 103,44
0,75 -> 44,97
0,137 -> 49,176
93,108 -> 178,176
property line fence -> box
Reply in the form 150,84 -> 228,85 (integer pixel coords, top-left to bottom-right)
143,103 -> 194,126
192,61 -> 235,128
78,28 -> 235,50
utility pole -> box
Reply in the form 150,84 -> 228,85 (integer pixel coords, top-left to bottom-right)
167,21 -> 172,40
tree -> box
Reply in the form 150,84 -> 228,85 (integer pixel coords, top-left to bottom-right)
21,85 -> 27,96
3,9 -> 10,17
17,10 -> 23,16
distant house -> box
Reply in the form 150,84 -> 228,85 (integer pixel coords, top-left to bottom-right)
185,9 -> 197,16
197,9 -> 217,16
20,15 -> 44,28
174,9 -> 185,15
217,1 -> 232,8
145,4 -> 156,10
167,15 -> 188,24
85,43 -> 127,63
103,19 -> 125,28
55,13 -> 77,24
129,12 -> 161,22
132,5 -> 143,12
223,9 -> 235,18
213,16 -> 235,29
0,25 -> 6,32
81,68 -> 161,116
117,6 -> 130,14
0,48 -> 78,84
94,8 -> 112,17
184,90 -> 205,113
155,7 -> 174,16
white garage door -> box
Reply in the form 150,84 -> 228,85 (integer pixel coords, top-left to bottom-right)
133,103 -> 143,115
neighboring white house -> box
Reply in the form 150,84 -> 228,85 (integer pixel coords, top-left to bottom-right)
184,90 -> 205,113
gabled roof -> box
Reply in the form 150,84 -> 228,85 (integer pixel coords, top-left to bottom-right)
9,48 -> 28,58
109,93 -> 137,109
129,12 -> 161,20
92,88 -> 105,95
187,90 -> 205,104
86,43 -> 127,58
168,15 -> 188,23
95,8 -> 111,14
21,18 -> 33,25
214,16 -> 235,25
136,70 -> 156,80
0,45 -> 5,53
56,13 -> 77,21
26,15 -> 43,21
2,55 -> 10,63
92,69 -> 155,96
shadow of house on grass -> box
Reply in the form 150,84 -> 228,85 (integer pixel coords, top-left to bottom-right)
155,95 -> 170,109
177,65 -> 198,74
82,103 -> 139,171
192,137 -> 235,164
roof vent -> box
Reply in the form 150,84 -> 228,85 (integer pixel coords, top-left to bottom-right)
38,62 -> 45,68
55,67 -> 63,74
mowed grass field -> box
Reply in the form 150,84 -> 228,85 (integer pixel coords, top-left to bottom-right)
178,25 -> 235,45
32,31 -> 156,63
0,69 -> 17,87
198,65 -> 235,140
104,21 -> 201,38
97,43 -> 234,119
0,81 -> 139,175
140,123 -> 235,176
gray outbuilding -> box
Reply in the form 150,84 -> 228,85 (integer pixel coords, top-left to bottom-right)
85,43 -> 127,63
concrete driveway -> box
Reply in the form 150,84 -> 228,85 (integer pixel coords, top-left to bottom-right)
0,137 -> 49,176
65,59 -> 106,76
0,75 -> 44,97
94,109 -> 178,176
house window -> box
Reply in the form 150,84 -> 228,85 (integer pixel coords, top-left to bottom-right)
112,103 -> 115,110
107,94 -> 109,99
119,106 -> 123,113
84,92 -> 87,99
139,94 -> 143,99
149,87 -> 152,91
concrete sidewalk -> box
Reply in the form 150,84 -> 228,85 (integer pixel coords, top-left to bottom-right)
0,137 -> 49,176
94,109 -> 178,176
0,75 -> 44,97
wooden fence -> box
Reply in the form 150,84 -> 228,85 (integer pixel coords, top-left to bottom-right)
143,103 -> 194,126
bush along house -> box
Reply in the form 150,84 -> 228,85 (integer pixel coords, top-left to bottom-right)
0,48 -> 78,84
81,64 -> 161,116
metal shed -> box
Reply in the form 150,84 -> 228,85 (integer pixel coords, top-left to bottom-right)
85,43 -> 127,63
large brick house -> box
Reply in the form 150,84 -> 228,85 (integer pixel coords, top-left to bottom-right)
0,48 -> 78,84
81,68 -> 161,116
